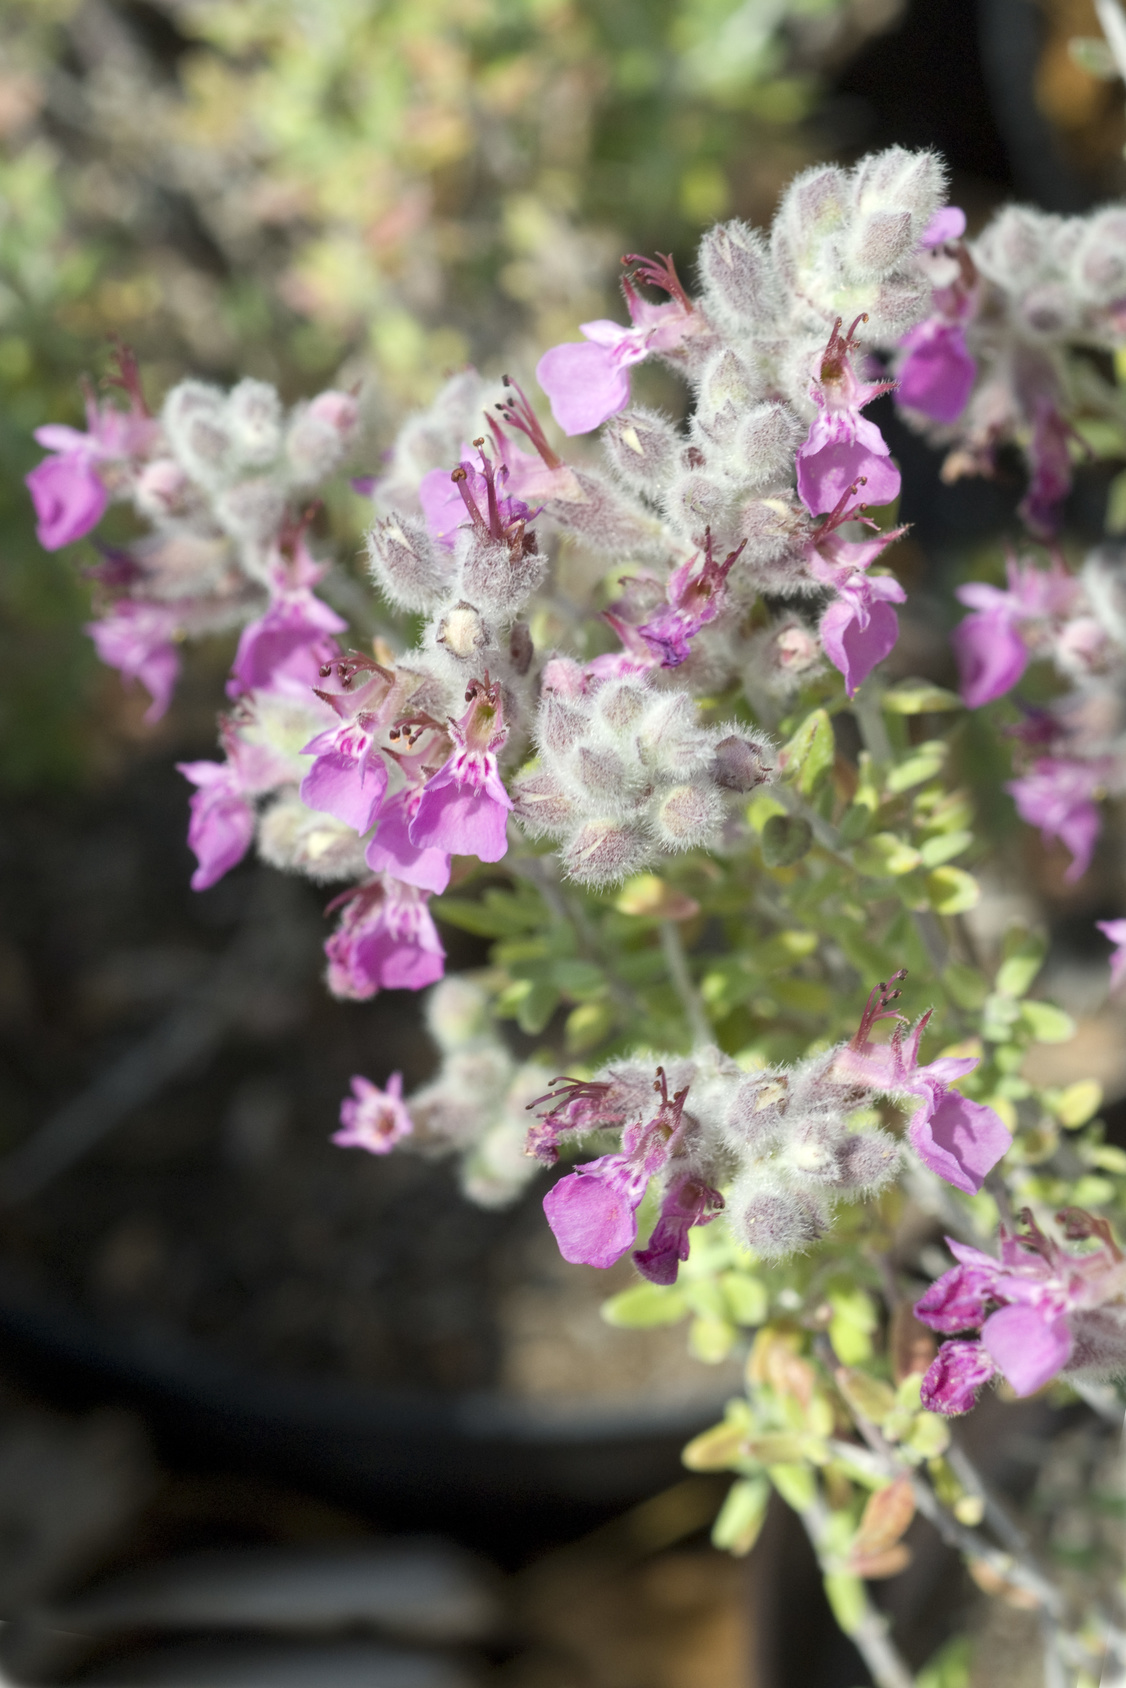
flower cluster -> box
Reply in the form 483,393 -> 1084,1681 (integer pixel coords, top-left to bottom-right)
950,547 -> 1126,881
915,1209 -> 1126,1414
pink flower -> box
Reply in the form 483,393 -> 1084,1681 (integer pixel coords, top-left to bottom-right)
536,254 -> 699,435
525,1070 -> 650,1165
634,534 -> 747,667
325,878 -> 446,1000
27,355 -> 159,548
1097,919 -> 1126,991
633,1174 -> 724,1285
805,491 -> 906,697
87,600 -> 181,722
897,322 -> 976,424
333,1072 -> 414,1155
795,315 -> 901,516
490,379 -> 584,504
176,759 -> 256,891
543,1068 -> 690,1269
228,534 -> 346,699
1007,756 -> 1106,882
915,1211 -> 1126,1414
834,974 -> 1012,1195
953,556 -> 1078,707
364,787 -> 451,894
410,676 -> 513,863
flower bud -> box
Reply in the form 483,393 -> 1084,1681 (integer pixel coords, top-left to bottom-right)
650,781 -> 724,850
595,680 -> 647,734
836,1128 -> 900,1191
162,380 -> 232,485
258,794 -> 367,882
425,975 -> 492,1050
697,220 -> 780,328
459,531 -> 547,617
538,689 -> 589,756
732,1183 -> 827,1260
602,407 -> 680,494
575,745 -> 631,802
510,767 -> 575,836
711,732 -> 774,791
701,349 -> 759,413
215,477 -> 287,554
847,209 -> 915,281
367,515 -> 454,612
133,458 -> 195,523
226,379 -> 283,468
739,403 -> 804,491
563,819 -> 649,887
286,390 -> 360,484
509,621 -> 534,676
664,469 -> 730,533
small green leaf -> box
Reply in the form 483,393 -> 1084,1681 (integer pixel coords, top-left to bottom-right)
1020,1000 -> 1075,1043
943,962 -> 988,1010
926,866 -> 979,914
919,830 -> 972,868
822,1570 -> 867,1636
917,1635 -> 972,1688
761,813 -> 813,866
689,1314 -> 737,1363
883,679 -> 964,713
602,1282 -> 688,1328
783,707 -> 835,796
711,1476 -> 771,1556
1052,1078 -> 1102,1128
767,1462 -> 816,1511
565,999 -> 616,1053
837,802 -> 872,843
886,740 -> 947,793
995,931 -> 1047,998
854,832 -> 921,877
721,1272 -> 769,1327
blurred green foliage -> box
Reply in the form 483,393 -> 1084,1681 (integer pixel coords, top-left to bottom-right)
0,0 -> 896,788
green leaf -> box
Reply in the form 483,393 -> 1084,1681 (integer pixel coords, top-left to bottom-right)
495,977 -> 560,1034
551,959 -> 606,998
919,829 -> 972,868
721,1271 -> 769,1326
926,866 -> 979,913
1052,1078 -> 1103,1128
1107,466 -> 1126,534
602,1282 -> 688,1328
1020,1000 -> 1075,1044
917,1636 -> 972,1688
565,1000 -> 616,1053
853,832 -> 921,877
761,813 -> 813,866
783,707 -> 835,797
432,885 -> 545,937
689,1314 -> 737,1363
882,679 -> 964,713
767,1462 -> 816,1512
711,1476 -> 771,1556
995,930 -> 1047,998
822,1571 -> 867,1636
886,740 -> 947,793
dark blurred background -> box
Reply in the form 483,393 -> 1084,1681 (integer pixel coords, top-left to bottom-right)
0,3 -> 1123,1684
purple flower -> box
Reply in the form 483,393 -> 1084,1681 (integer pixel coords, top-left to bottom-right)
325,877 -> 446,1000
916,1211 -> 1126,1413
1097,919 -> 1126,991
1007,756 -> 1107,882
333,1072 -> 414,1155
536,253 -> 699,435
27,358 -> 159,549
524,1071 -> 645,1165
364,788 -> 451,894
795,316 -> 901,516
1019,398 -> 1073,540
410,676 -> 513,863
834,974 -> 1012,1195
543,1068 -> 690,1269
26,449 -> 109,550
86,600 -> 181,722
635,534 -> 747,667
176,759 -> 256,891
633,1174 -> 724,1285
300,718 -> 388,835
953,556 -> 1078,707
228,535 -> 346,699
897,322 -> 976,424
805,492 -> 906,697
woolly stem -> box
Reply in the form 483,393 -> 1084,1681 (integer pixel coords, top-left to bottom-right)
659,920 -> 711,1049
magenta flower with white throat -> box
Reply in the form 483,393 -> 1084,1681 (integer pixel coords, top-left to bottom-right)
804,486 -> 906,697
834,972 -> 1012,1195
1007,756 -> 1109,883
409,674 -> 513,863
542,1067 -> 691,1270
333,1072 -> 414,1155
536,252 -> 700,436
324,876 -> 446,1000
915,1209 -> 1126,1414
364,779 -> 452,895
795,314 -> 901,516
178,721 -> 293,892
87,599 -> 181,723
299,655 -> 398,836
896,206 -> 977,425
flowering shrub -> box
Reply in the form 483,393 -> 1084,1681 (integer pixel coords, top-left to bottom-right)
31,141 -> 1126,1685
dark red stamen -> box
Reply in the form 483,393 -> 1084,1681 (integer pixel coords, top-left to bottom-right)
496,376 -> 563,469
850,970 -> 908,1049
622,251 -> 693,313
